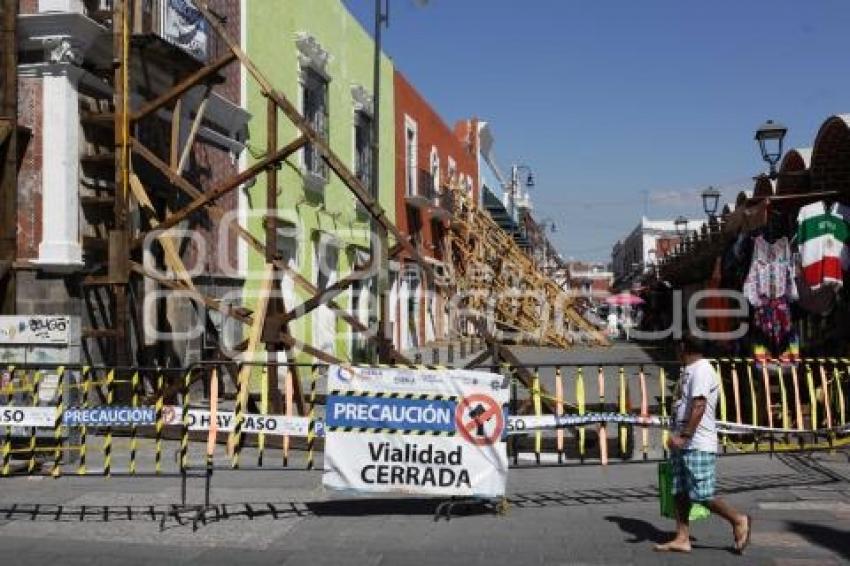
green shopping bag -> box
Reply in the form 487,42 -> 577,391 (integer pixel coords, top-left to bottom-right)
658,461 -> 710,521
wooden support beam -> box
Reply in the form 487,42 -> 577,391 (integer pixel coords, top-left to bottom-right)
0,118 -> 11,146
129,261 -> 245,322
129,135 -> 306,241
130,138 -> 411,362
131,51 -> 236,122
280,266 -> 371,324
0,0 -> 18,313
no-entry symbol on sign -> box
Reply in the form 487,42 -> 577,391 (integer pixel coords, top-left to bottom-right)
455,394 -> 504,446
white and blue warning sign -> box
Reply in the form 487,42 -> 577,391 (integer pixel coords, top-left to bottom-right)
323,366 -> 510,498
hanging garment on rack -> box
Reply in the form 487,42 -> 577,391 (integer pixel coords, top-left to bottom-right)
797,201 -> 850,290
752,298 -> 793,349
743,236 -> 797,350
743,235 -> 797,307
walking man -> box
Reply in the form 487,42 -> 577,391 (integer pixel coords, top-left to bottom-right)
655,333 -> 752,554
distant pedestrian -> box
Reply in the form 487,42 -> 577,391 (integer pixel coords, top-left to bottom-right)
606,312 -> 618,337
655,333 -> 752,554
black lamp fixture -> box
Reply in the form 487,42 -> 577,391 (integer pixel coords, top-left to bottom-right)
701,185 -> 721,219
754,119 -> 787,179
526,172 -> 535,188
674,215 -> 688,237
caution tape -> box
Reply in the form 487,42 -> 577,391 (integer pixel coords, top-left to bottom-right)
328,390 -> 457,402
324,426 -> 455,436
505,412 -> 850,437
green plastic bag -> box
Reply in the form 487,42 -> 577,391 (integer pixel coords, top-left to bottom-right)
658,461 -> 711,521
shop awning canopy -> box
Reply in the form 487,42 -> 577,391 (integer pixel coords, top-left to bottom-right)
605,292 -> 644,306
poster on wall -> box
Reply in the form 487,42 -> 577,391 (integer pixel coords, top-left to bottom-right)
163,0 -> 209,62
0,316 -> 70,345
322,365 -> 509,498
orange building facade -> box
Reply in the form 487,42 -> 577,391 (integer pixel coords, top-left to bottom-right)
392,71 -> 479,351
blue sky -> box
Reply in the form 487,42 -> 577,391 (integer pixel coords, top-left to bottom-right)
343,0 -> 850,262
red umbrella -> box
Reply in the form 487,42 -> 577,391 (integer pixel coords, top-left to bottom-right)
605,292 -> 645,306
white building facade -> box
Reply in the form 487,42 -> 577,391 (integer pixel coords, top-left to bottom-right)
612,217 -> 705,288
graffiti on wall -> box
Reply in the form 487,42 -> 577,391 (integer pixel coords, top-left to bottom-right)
0,316 -> 70,345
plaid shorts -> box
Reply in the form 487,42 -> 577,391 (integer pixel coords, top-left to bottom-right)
671,449 -> 716,502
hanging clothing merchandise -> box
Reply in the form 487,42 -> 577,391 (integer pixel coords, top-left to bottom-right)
743,236 -> 798,307
797,201 -> 850,290
743,236 -> 797,350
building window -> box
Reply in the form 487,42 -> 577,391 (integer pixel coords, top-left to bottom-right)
405,116 -> 418,197
460,174 -> 473,197
275,222 -> 299,267
447,157 -> 457,187
430,147 -> 440,198
302,68 -> 329,181
354,110 -> 373,192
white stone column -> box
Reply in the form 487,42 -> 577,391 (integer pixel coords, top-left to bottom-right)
36,65 -> 83,269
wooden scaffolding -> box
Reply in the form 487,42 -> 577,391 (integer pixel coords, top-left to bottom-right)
9,2 -> 605,415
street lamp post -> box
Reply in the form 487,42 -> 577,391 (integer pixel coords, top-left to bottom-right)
754,119 -> 788,180
701,185 -> 721,233
370,0 -> 390,362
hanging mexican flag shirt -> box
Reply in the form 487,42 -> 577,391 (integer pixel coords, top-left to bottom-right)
797,201 -> 850,290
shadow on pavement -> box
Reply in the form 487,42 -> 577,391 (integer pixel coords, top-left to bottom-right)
787,521 -> 850,560
605,515 -> 742,555
604,515 -> 669,543
0,453 -> 844,525
306,497 -> 440,516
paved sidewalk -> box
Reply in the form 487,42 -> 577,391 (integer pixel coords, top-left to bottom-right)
0,450 -> 847,565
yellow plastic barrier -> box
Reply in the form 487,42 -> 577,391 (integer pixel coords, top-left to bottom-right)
532,369 -> 542,462
576,367 -> 585,458
598,366 -> 608,465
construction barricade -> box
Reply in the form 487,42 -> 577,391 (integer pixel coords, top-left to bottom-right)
494,358 -> 850,466
2,357 -> 848,524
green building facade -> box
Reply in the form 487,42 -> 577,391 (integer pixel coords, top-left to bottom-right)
242,0 -> 395,362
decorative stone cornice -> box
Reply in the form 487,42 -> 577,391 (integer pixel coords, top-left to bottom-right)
295,32 -> 331,78
350,84 -> 373,116
42,36 -> 83,64
18,12 -> 111,67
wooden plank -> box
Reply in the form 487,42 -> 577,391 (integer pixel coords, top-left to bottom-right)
131,51 -> 236,122
169,97 -> 181,169
128,173 -> 196,291
176,88 -> 211,175
228,263 -> 274,455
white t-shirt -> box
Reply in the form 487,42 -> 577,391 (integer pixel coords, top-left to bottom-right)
673,358 -> 719,452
